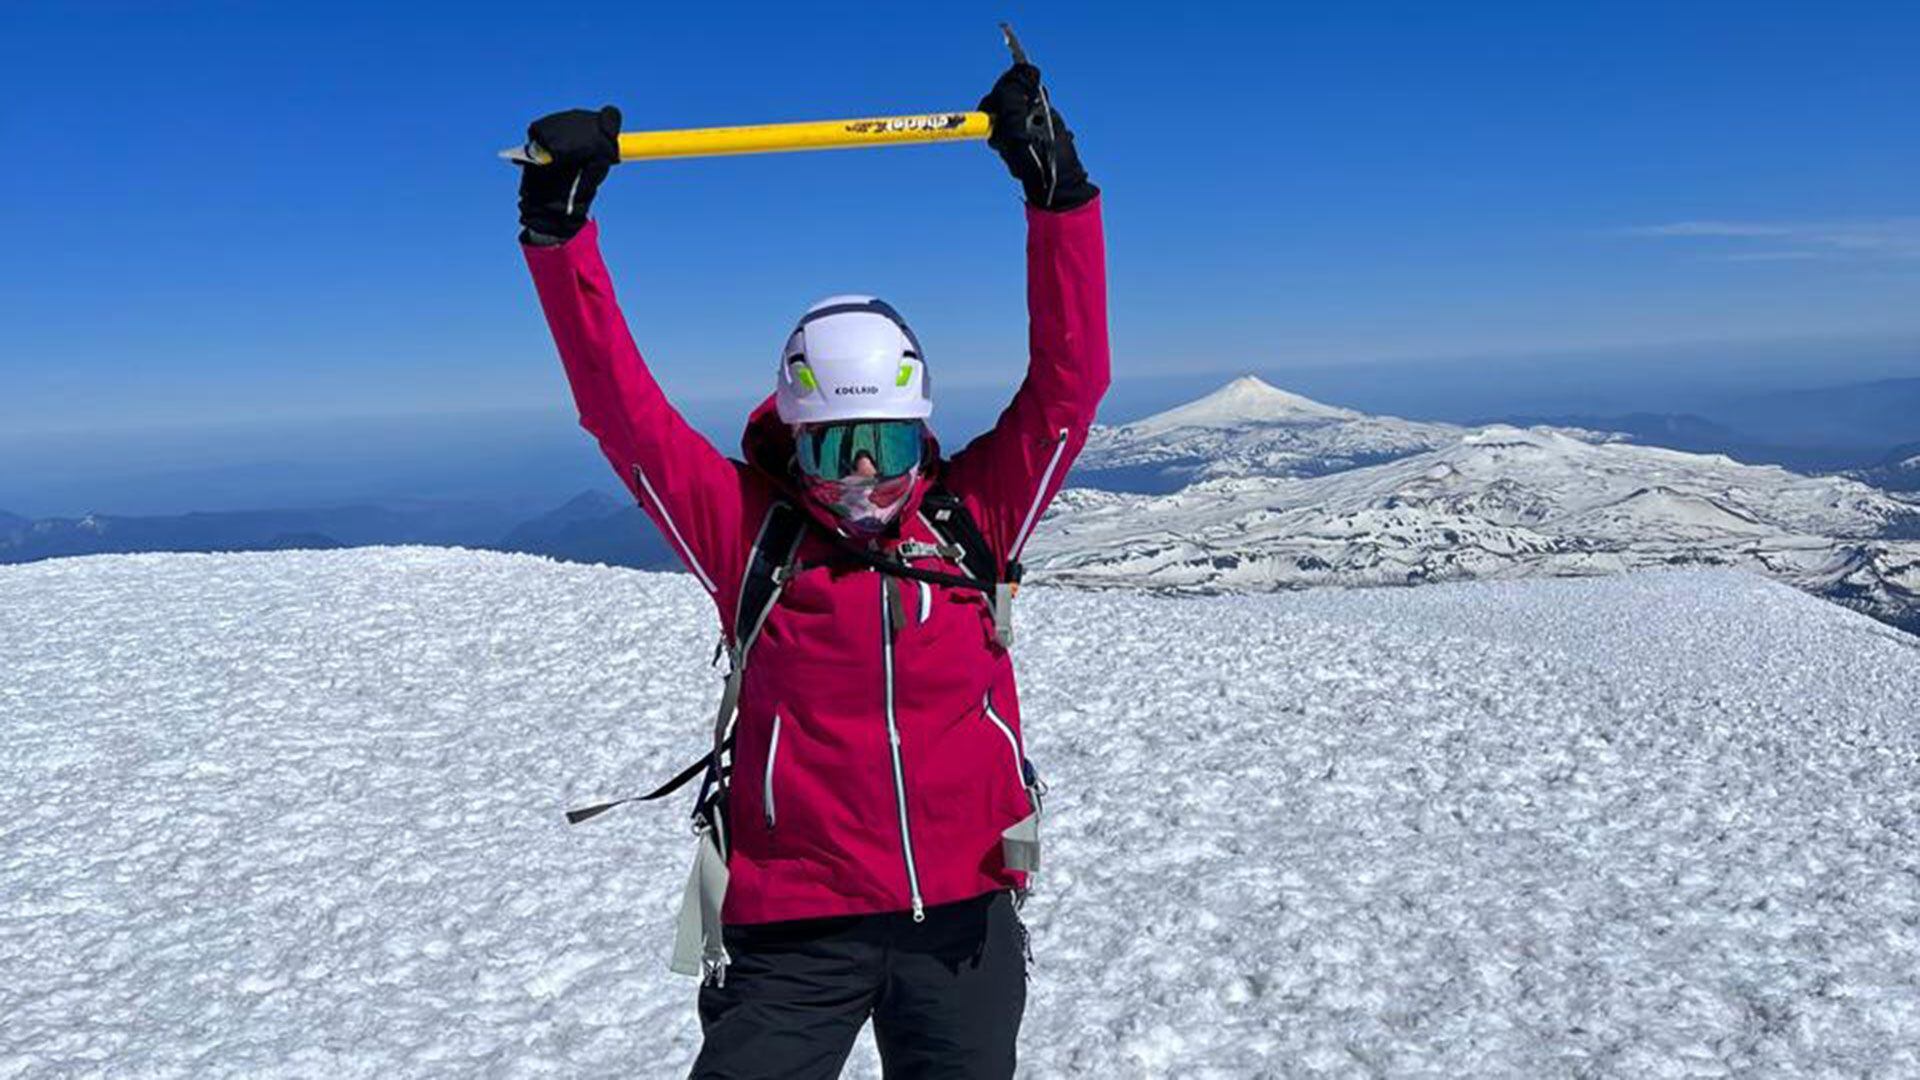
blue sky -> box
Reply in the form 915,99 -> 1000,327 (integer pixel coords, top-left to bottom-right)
1,1 -> 1916,497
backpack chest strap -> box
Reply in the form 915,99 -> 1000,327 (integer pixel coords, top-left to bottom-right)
894,539 -> 968,561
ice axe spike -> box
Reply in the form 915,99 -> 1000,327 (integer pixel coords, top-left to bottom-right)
1000,22 -> 1029,66
502,24 -> 1034,166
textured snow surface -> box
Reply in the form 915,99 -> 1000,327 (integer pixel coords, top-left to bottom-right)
5,549 -> 1920,1078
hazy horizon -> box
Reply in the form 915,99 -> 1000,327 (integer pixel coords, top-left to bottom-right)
4,333 -> 1916,519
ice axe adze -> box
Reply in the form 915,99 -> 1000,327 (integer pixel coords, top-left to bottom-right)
502,24 -> 1030,166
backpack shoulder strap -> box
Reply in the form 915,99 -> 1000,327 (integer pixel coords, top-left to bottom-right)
919,485 -> 1003,585
733,498 -> 809,653
919,484 -> 1022,647
712,497 -> 807,774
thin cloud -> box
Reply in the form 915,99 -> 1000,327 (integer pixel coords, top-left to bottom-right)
1715,250 -> 1833,263
1627,222 -> 1796,239
1622,218 -> 1920,261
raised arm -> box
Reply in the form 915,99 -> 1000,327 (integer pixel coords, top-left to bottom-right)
518,108 -> 752,608
945,64 -> 1111,562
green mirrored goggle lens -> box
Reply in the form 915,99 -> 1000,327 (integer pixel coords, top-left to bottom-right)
796,420 -> 926,481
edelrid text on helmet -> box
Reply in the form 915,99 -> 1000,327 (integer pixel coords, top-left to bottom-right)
775,295 -> 932,425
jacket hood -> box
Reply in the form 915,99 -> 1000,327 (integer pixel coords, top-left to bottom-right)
741,394 -> 944,539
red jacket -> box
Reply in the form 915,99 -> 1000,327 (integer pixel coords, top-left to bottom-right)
525,199 -> 1109,924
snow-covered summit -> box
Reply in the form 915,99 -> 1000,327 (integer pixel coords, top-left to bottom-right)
1127,374 -> 1361,431
4,548 -> 1917,1076
1458,423 -> 1587,451
1078,376 -> 1470,490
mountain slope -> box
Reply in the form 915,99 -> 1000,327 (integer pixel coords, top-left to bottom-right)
1856,441 -> 1920,494
494,490 -> 677,569
1073,376 -> 1472,493
4,550 -> 1918,1076
1033,424 -> 1920,632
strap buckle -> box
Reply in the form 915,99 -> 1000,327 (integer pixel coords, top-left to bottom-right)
894,540 -> 966,562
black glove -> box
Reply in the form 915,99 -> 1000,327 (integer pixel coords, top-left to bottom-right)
979,64 -> 1097,212
517,106 -> 622,243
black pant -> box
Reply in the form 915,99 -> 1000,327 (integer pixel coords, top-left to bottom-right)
690,890 -> 1027,1079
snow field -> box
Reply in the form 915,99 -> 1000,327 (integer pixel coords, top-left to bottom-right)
2,549 -> 1918,1077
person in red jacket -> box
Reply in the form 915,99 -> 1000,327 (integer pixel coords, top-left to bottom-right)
520,62 -> 1108,1079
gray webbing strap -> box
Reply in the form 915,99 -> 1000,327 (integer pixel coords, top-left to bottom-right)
669,827 -> 732,981
707,651 -> 746,790
1001,810 -> 1041,874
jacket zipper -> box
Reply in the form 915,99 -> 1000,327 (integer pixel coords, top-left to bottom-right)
630,463 -> 717,594
880,575 -> 926,921
1010,428 -> 1071,559
983,693 -> 1031,804
763,713 -> 782,829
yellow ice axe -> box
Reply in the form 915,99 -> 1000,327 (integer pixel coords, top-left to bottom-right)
501,111 -> 992,165
502,24 -> 1027,166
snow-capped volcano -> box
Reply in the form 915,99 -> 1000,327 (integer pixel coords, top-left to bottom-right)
5,549 -> 1918,1075
1076,376 -> 1480,492
1127,374 -> 1363,430
1035,411 -> 1920,633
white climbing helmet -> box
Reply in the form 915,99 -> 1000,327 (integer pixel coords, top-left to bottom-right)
774,295 -> 932,425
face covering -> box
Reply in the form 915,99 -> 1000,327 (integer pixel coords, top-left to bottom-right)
800,467 -> 922,535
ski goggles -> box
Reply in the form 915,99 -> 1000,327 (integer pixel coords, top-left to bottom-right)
793,419 -> 927,482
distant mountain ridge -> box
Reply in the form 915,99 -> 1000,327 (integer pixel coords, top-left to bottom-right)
1474,373 -> 1920,476
0,507 -> 373,564
494,491 -> 675,569
1484,411 -> 1906,474
1857,442 -> 1920,494
1034,381 -> 1920,635
0,495 -> 670,570
1724,376 -> 1920,449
